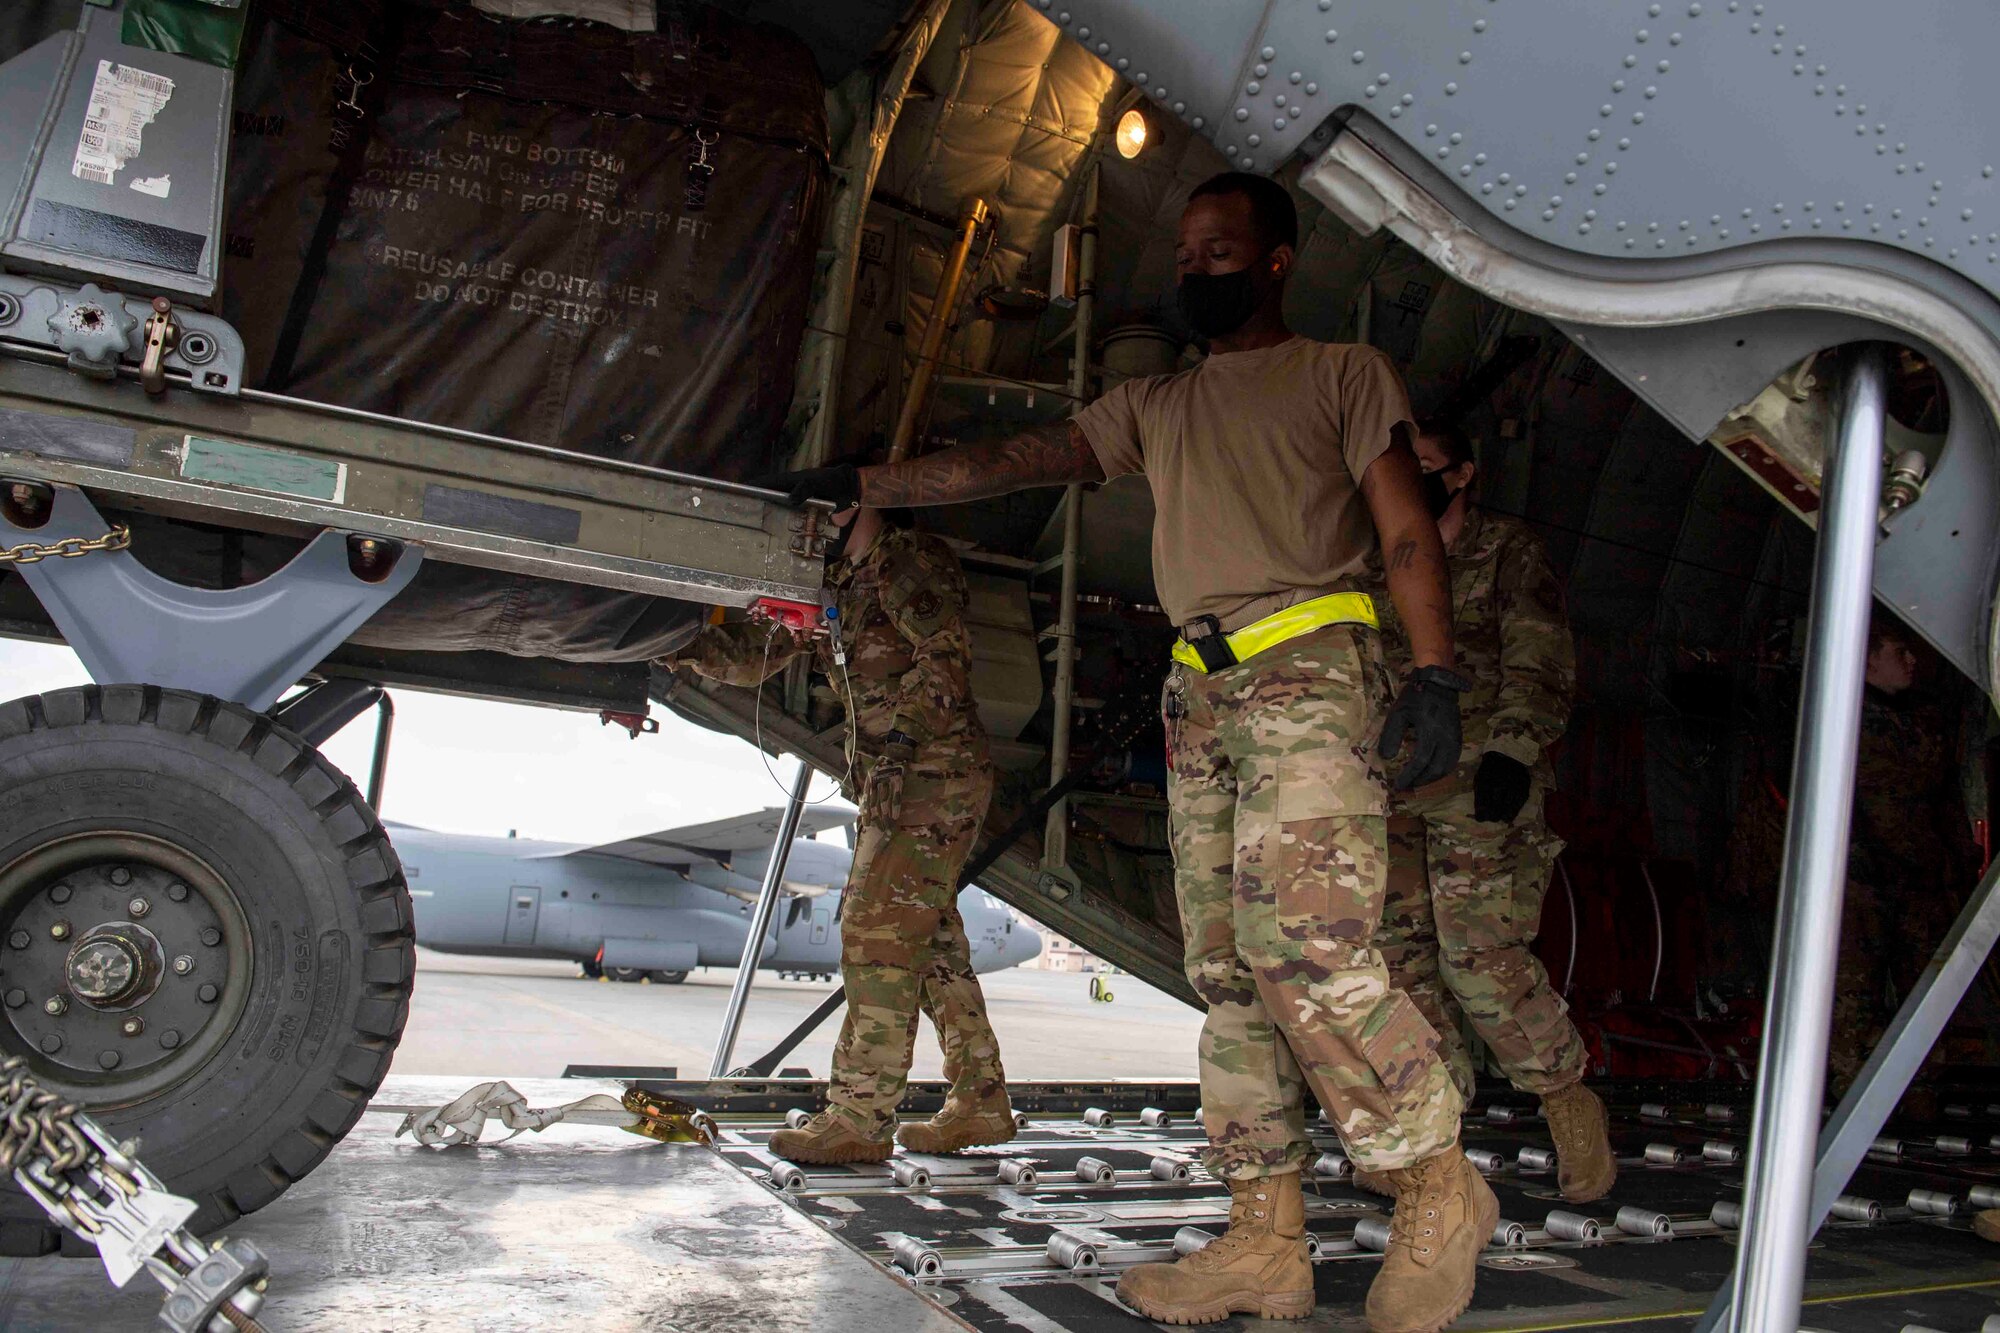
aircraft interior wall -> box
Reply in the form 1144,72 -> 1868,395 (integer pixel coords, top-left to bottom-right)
793,0 -> 2000,1087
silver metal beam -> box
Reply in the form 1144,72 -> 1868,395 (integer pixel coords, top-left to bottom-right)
0,349 -> 829,609
1697,851 -> 2000,1332
1724,345 -> 1889,1333
709,756 -> 813,1078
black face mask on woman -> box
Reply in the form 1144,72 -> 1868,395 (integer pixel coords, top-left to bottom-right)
1421,469 -> 1463,519
1175,262 -> 1266,339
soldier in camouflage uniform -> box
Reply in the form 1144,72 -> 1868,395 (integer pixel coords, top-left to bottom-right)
1828,617 -> 1981,1097
1363,420 -> 1616,1205
1720,617 -> 1982,1105
665,504 -> 1012,1162
768,174 -> 1494,1333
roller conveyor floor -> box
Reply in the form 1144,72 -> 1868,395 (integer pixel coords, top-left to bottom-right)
7,1075 -> 2000,1330
677,1079 -> 2000,1333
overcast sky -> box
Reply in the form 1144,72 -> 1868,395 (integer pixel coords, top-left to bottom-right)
0,640 -> 851,845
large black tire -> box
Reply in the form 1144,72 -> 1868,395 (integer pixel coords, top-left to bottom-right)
650,970 -> 687,985
0,687 -> 414,1256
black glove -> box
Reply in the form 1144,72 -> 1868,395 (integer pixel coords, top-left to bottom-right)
753,462 -> 861,510
1472,751 -> 1533,823
1378,665 -> 1471,791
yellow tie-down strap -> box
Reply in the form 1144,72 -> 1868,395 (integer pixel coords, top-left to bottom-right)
1170,591 -> 1379,673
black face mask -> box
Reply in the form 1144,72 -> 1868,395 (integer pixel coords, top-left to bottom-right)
1421,470 -> 1462,519
1176,264 -> 1265,339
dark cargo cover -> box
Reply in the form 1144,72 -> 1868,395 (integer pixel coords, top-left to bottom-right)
213,0 -> 828,660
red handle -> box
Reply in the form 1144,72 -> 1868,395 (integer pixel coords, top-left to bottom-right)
749,597 -> 824,633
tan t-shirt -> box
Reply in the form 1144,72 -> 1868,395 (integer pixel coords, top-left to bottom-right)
1073,336 -> 1414,630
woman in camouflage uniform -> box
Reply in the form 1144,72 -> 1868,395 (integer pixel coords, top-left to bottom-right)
1365,420 -> 1615,1204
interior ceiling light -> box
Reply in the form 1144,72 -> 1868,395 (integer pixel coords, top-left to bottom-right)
1115,108 -> 1148,159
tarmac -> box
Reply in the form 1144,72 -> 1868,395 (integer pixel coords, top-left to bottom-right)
394,951 -> 1206,1082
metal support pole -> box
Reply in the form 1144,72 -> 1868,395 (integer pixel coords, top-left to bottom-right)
1724,344 -> 1888,1333
1043,163 -> 1098,874
733,984 -> 849,1078
709,755 -> 813,1078
886,197 -> 990,464
366,690 -> 394,814
730,761 -> 1098,1077
1696,851 -> 2000,1332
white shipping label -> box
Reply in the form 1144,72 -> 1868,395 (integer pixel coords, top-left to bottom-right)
72,60 -> 175,186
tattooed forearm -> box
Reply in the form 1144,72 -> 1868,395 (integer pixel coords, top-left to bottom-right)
1381,535 -> 1454,669
860,420 -> 1103,506
1360,440 -> 1456,670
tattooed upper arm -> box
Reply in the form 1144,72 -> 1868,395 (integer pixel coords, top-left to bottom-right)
861,419 -> 1104,506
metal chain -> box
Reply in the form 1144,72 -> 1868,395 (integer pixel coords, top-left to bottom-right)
0,524 -> 131,566
0,1056 -> 274,1331
0,1056 -> 93,1179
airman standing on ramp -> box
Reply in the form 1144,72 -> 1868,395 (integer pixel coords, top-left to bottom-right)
770,172 -> 1494,1333
666,505 -> 1013,1161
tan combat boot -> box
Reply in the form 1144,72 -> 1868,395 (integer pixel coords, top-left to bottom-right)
1540,1082 -> 1616,1203
1351,1166 -> 1394,1198
1364,1145 -> 1499,1333
1117,1171 -> 1315,1323
768,1110 -> 893,1164
1975,1210 -> 2000,1243
896,1100 -> 1017,1154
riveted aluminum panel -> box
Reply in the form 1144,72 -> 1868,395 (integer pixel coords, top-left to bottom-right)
1035,1 -> 2000,303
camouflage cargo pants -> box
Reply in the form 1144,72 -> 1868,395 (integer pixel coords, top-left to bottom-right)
1379,784 -> 1586,1100
1165,622 -> 1464,1178
1827,874 -> 1956,1096
826,765 -> 1005,1132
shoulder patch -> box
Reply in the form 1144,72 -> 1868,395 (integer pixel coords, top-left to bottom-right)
908,589 -> 943,621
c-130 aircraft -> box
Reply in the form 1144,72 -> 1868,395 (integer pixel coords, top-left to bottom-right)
390,806 -> 1042,984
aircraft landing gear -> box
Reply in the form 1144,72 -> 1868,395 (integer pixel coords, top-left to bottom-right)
580,958 -> 604,980
608,966 -> 647,983
650,970 -> 688,985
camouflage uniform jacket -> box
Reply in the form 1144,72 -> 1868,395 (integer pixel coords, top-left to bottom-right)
1369,508 -> 1575,788
673,526 -> 991,788
1851,688 -> 1979,894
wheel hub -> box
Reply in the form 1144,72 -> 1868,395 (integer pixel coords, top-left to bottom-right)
67,936 -> 138,1002
0,834 -> 249,1097
64,922 -> 163,1008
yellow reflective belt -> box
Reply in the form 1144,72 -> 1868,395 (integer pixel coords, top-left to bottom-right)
1170,591 -> 1378,673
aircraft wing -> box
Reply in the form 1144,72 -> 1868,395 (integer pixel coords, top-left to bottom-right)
535,806 -> 857,872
